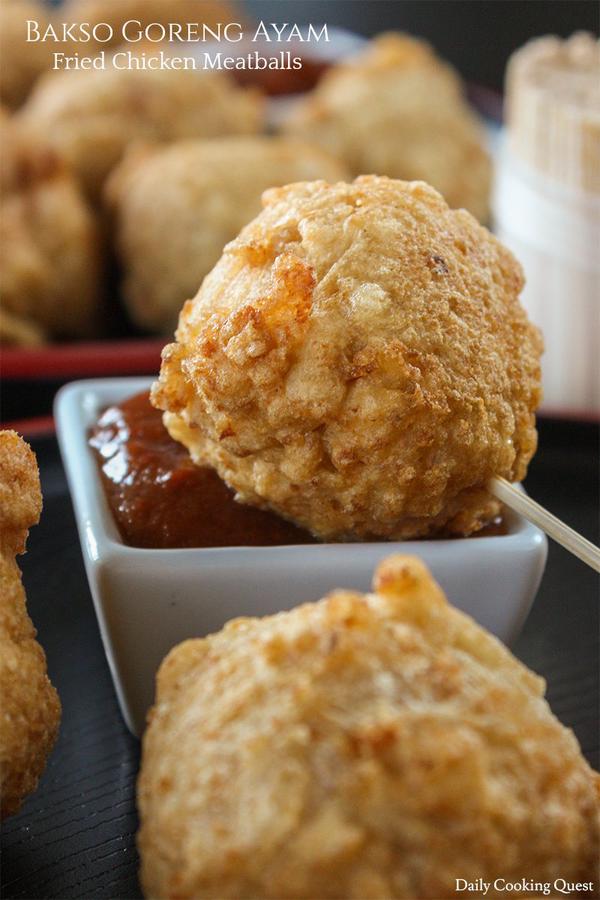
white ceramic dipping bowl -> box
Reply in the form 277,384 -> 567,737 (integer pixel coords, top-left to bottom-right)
56,377 -> 548,737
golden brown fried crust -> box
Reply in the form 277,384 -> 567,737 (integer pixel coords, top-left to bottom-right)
153,175 -> 542,540
0,431 -> 61,819
282,32 -> 492,222
0,111 -> 103,339
138,555 -> 599,899
19,60 -> 263,203
106,137 -> 350,333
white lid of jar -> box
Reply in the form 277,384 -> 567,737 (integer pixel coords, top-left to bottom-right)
505,32 -> 600,194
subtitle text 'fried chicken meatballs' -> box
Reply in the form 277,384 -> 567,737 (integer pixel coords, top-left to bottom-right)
106,137 -> 350,333
0,431 -> 61,819
153,176 -> 542,541
19,62 -> 263,203
283,33 -> 492,222
138,555 -> 599,900
0,110 -> 103,342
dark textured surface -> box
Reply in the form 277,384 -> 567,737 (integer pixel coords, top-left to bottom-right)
1,418 -> 598,900
0,440 -> 142,900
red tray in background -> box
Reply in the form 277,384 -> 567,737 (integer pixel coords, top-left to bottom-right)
0,337 -> 166,380
0,337 -> 167,429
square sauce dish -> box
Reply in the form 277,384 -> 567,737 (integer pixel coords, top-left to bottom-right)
55,377 -> 548,737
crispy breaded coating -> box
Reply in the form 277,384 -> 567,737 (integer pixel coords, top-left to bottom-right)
0,431 -> 60,819
0,111 -> 103,339
0,0 -> 53,109
106,137 -> 349,333
19,61 -> 263,202
282,33 -> 492,222
138,555 -> 599,899
153,176 -> 542,540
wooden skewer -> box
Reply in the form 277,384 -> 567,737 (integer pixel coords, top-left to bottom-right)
488,476 -> 600,573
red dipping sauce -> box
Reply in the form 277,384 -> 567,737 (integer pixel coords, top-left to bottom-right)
90,391 -> 506,549
89,391 -> 316,549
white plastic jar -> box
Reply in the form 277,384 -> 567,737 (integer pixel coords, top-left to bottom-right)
494,146 -> 600,414
494,32 -> 600,415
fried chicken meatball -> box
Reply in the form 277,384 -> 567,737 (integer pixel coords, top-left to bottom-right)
20,62 -> 263,202
0,0 -> 53,109
153,176 -> 542,541
0,112 -> 103,339
138,555 -> 599,899
0,431 -> 61,818
282,33 -> 492,222
106,137 -> 349,333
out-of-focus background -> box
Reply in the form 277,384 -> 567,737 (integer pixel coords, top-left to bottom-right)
2,0 -> 599,420
246,0 -> 598,89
